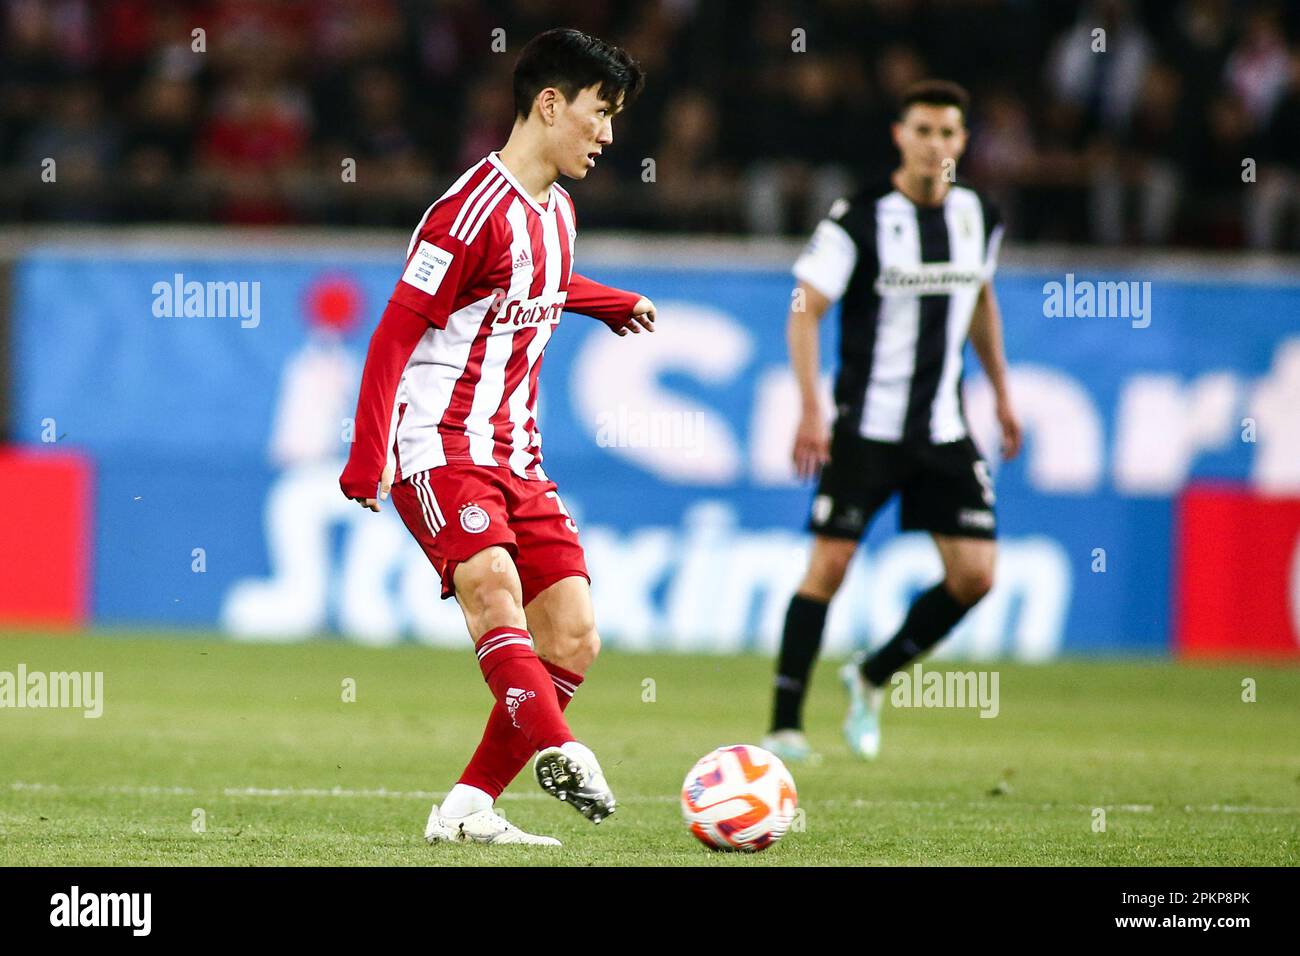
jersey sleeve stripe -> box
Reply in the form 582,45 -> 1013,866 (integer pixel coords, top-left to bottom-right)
463,181 -> 513,245
450,170 -> 502,238
455,176 -> 510,243
404,161 -> 487,257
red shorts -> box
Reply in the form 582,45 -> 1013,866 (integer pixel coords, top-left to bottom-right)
390,464 -> 589,606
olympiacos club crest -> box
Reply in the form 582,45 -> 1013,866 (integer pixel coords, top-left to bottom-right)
459,503 -> 491,534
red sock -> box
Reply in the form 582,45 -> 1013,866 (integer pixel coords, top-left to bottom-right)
459,655 -> 584,799
458,628 -> 575,797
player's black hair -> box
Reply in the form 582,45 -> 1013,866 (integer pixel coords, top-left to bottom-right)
512,28 -> 644,121
898,79 -> 970,122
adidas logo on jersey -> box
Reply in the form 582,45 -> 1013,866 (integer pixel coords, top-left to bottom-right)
512,249 -> 532,271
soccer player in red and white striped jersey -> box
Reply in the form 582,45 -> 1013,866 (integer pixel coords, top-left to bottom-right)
339,29 -> 652,846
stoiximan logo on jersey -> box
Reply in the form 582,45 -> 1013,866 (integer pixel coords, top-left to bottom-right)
50,886 -> 151,936
151,273 -> 261,328
874,264 -> 986,296
889,664 -> 999,718
0,664 -> 103,718
493,290 -> 567,327
1041,273 -> 1152,329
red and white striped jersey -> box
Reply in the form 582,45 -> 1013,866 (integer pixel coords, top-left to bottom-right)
339,152 -> 640,502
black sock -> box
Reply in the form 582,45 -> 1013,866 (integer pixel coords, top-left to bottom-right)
771,594 -> 830,732
862,584 -> 971,687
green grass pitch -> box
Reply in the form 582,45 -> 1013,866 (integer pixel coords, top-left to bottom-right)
1,632 -> 1296,866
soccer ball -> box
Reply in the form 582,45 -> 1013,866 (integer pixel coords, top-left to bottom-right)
680,744 -> 798,852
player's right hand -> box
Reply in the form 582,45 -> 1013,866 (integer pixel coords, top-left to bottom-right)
792,411 -> 830,479
357,462 -> 394,512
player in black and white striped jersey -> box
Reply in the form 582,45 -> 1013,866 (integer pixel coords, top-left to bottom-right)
763,80 -> 1023,762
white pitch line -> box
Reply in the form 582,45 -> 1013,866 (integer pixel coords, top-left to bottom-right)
223,786 -> 443,799
8,782 -> 1300,815
11,782 -> 200,796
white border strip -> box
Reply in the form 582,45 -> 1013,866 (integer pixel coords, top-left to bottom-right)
4,228 -> 1300,284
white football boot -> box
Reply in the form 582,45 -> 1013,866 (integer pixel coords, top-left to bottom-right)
760,728 -> 820,764
424,803 -> 561,846
534,741 -> 617,824
840,653 -> 884,760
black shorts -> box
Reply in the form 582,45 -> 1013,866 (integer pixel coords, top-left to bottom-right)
808,423 -> 997,540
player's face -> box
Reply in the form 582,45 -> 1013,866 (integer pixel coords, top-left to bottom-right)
552,84 -> 620,179
892,104 -> 967,180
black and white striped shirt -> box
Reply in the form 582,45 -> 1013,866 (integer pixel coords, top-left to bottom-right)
793,181 -> 1003,444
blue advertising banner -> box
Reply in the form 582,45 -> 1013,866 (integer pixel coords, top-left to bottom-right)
13,247 -> 1300,657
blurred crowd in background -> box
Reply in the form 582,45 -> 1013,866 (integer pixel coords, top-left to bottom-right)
2,0 -> 1298,248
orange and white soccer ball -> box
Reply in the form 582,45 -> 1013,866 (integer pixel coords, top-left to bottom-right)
680,744 -> 798,852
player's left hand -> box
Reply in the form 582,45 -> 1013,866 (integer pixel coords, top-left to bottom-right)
359,461 -> 394,512
616,296 -> 656,336
997,398 -> 1023,460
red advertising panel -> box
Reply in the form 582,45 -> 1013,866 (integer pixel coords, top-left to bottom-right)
1175,484 -> 1300,660
0,447 -> 92,630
